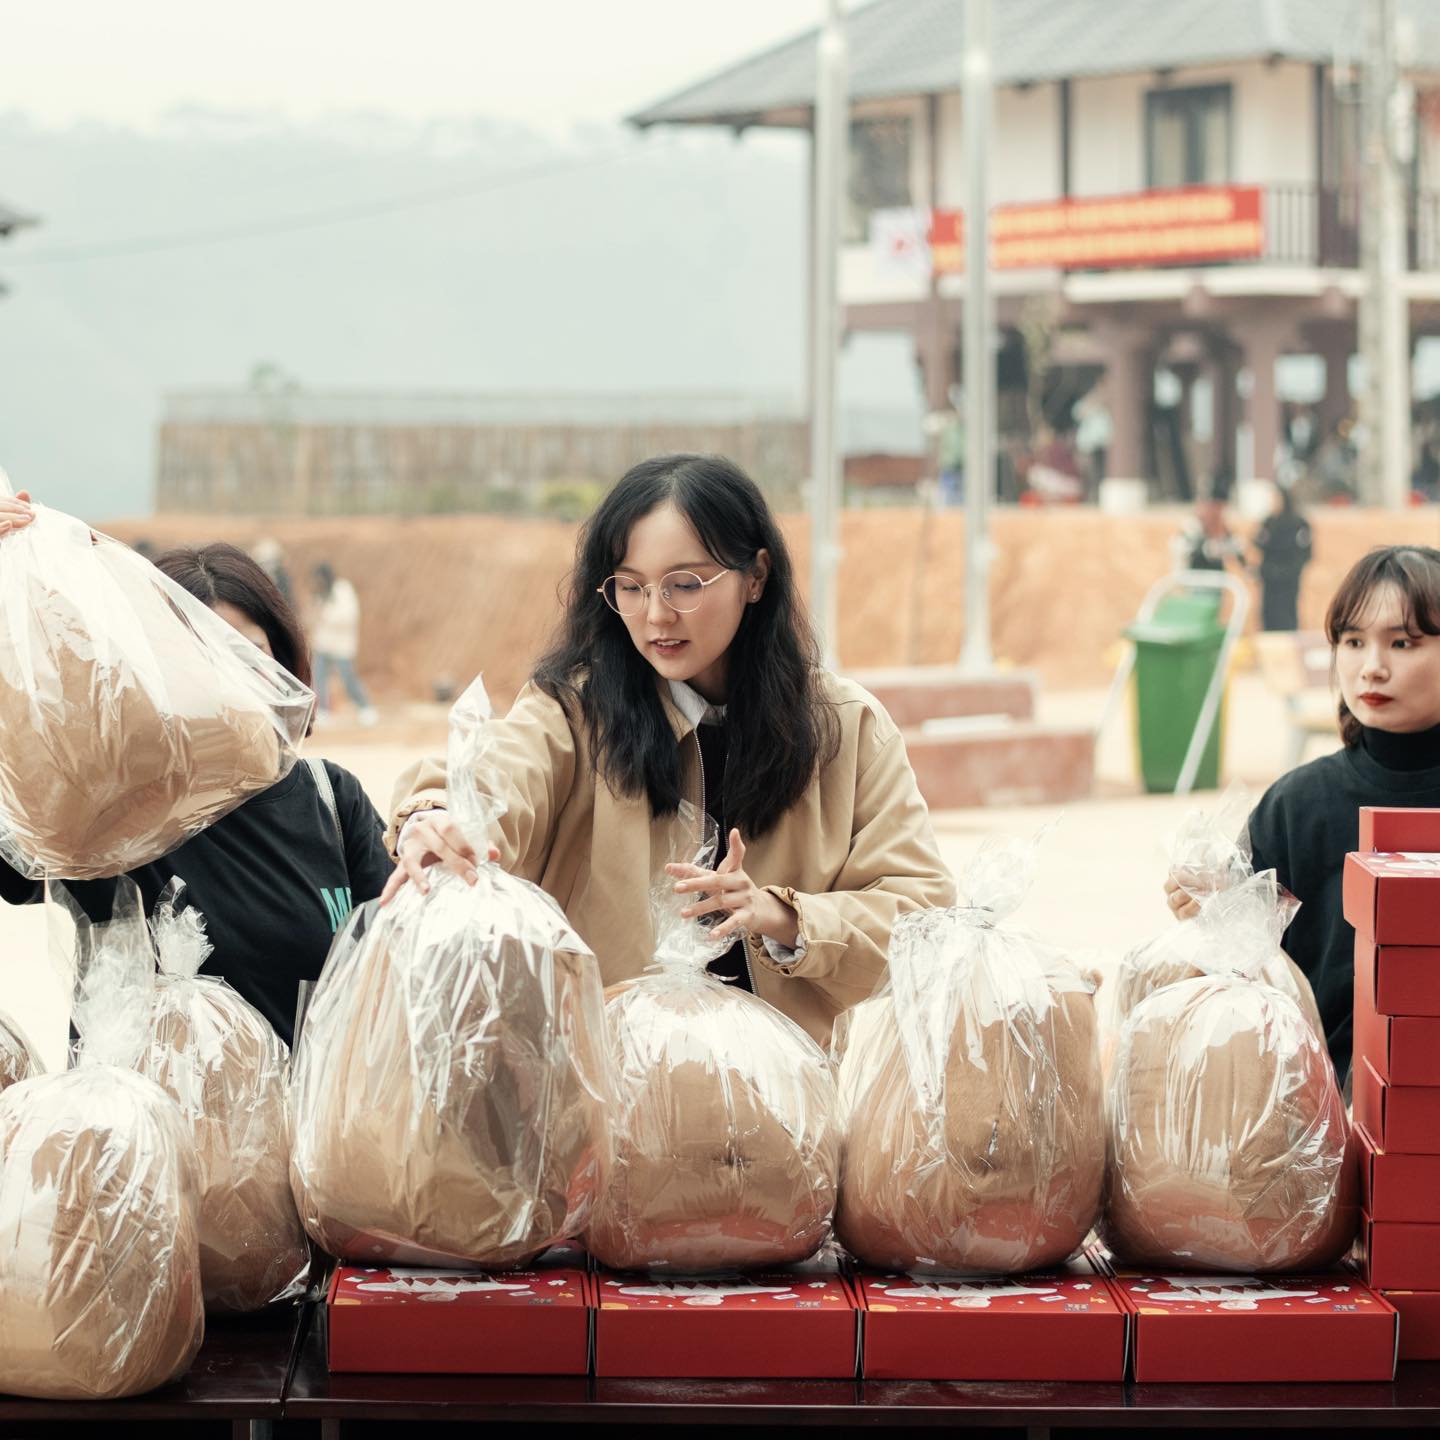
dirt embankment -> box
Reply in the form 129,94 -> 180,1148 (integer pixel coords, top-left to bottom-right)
100,506 -> 1438,708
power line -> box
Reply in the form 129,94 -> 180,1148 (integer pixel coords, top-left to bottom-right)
3,147 -> 638,266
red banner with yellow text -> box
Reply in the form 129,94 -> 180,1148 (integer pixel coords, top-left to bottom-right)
929,186 -> 1264,273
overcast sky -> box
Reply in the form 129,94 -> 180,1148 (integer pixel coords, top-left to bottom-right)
0,0 -> 821,136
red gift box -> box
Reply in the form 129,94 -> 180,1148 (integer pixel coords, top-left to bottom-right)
1343,852 -> 1440,945
1359,807 -> 1440,853
1357,1123 -> 1440,1223
325,1255 -> 593,1375
1355,933 -> 1440,1018
1383,1289 -> 1440,1360
1357,1213 -> 1440,1291
855,1258 -> 1127,1382
1111,1271 -> 1397,1383
1354,970 -> 1440,1085
592,1266 -> 859,1379
1354,1056 -> 1440,1154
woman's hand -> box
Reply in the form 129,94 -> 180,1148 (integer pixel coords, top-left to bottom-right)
379,809 -> 498,906
0,490 -> 34,536
668,828 -> 799,946
1164,873 -> 1202,921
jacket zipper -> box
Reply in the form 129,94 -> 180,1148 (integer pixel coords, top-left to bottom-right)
692,725 -> 754,993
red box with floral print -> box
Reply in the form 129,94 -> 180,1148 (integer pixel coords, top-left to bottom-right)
325,1252 -> 593,1374
1359,807 -> 1440,854
591,1265 -> 859,1378
855,1257 -> 1126,1381
1343,852 -> 1440,945
1111,1271 -> 1397,1382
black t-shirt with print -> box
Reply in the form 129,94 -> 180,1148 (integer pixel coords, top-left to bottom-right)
0,760 -> 393,1046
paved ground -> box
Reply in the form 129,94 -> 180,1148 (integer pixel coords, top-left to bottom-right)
2,671 -> 1337,1072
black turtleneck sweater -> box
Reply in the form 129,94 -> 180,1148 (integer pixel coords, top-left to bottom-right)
1246,723 -> 1440,1081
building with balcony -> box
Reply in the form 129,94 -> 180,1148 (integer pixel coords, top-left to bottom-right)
631,0 -> 1440,501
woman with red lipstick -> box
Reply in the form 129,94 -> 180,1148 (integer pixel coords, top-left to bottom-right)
381,453 -> 955,1045
1166,545 -> 1440,1081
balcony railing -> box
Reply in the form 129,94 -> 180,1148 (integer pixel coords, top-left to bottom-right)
1264,183 -> 1440,271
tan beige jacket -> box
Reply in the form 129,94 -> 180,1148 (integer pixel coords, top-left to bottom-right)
386,672 -> 955,1045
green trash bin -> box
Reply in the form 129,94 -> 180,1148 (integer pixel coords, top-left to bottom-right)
1125,593 -> 1228,793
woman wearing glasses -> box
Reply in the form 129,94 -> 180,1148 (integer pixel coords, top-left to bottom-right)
380,453 -> 954,1043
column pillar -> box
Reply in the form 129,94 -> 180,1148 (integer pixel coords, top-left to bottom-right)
1235,325 -> 1282,484
1092,321 -> 1150,483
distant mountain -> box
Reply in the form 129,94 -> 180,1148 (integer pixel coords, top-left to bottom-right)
0,108 -> 888,518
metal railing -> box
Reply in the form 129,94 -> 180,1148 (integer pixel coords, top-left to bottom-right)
1263,183 -> 1440,271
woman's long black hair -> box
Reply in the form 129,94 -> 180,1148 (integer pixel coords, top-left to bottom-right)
533,454 -> 839,837
1326,544 -> 1440,747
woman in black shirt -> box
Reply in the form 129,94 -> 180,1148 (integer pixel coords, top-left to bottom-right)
1166,545 -> 1440,1080
0,534 -> 394,1044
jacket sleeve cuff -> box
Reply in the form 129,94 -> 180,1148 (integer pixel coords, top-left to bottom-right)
748,886 -> 814,975
384,789 -> 449,857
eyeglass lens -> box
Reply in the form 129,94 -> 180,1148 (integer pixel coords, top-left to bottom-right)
603,571 -> 707,615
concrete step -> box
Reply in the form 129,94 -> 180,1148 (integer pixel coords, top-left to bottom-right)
903,720 -> 1096,810
848,666 -> 1036,727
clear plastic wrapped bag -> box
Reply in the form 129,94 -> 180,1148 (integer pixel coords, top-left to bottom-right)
1118,795 -> 1324,1037
0,1008 -> 41,1092
0,474 -> 313,879
290,677 -> 612,1268
1163,786 -> 1253,906
0,881 -> 204,1399
137,881 -> 310,1313
1104,871 -> 1357,1272
834,841 -> 1104,1275
583,807 -> 840,1273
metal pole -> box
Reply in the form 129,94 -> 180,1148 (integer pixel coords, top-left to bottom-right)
809,0 -> 846,666
1378,0 -> 1413,507
958,0 -> 994,672
1361,0 -> 1412,508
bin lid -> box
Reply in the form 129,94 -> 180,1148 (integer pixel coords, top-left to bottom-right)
1152,590 -> 1225,626
1125,618 -> 1223,645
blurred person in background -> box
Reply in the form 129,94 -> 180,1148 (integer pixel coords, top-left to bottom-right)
1074,387 -> 1112,501
1251,485 -> 1313,631
311,561 -> 378,728
1172,496 -> 1245,574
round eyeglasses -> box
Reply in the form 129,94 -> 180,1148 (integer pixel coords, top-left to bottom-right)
598,569 -> 734,616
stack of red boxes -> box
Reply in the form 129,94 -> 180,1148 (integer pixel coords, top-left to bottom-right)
1345,806 -> 1440,1361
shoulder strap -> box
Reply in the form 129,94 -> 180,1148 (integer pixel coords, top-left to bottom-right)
307,758 -> 344,850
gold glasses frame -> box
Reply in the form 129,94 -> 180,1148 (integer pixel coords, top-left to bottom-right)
597,569 -> 735,616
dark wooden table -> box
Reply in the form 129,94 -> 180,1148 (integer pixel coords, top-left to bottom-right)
284,1307 -> 1440,1435
0,1304 -> 303,1439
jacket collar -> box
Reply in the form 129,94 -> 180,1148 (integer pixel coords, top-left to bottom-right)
660,678 -> 727,740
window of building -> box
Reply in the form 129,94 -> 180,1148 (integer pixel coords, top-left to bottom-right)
847,114 -> 913,243
1145,84 -> 1232,188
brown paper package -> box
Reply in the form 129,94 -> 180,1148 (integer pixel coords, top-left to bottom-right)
0,1067 -> 204,1399
293,916 -> 610,1269
1104,974 -> 1356,1272
836,963 -> 1105,1274
0,541 -> 285,878
141,980 -> 310,1312
584,977 -> 840,1273
1116,926 -> 1326,1040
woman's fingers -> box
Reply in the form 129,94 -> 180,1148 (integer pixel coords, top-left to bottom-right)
682,893 -> 728,920
0,494 -> 35,535
709,906 -> 751,940
717,829 -> 745,872
379,865 -> 412,907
